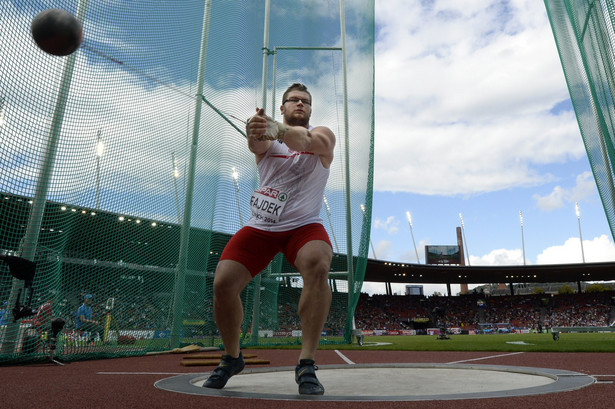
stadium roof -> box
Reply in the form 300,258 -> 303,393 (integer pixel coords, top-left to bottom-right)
364,259 -> 615,285
3,192 -> 615,287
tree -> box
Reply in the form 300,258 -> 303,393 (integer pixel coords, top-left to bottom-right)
585,283 -> 610,293
557,284 -> 574,295
533,287 -> 545,294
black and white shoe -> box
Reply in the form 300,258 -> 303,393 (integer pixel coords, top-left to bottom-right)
203,352 -> 245,389
295,359 -> 325,395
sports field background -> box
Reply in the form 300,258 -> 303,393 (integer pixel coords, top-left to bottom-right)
317,332 -> 615,352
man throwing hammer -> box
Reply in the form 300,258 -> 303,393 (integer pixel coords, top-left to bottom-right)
204,83 -> 335,395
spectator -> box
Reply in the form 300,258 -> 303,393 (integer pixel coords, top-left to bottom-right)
33,294 -> 55,334
0,301 -> 8,325
76,294 -> 102,343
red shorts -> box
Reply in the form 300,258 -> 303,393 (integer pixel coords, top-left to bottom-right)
219,223 -> 332,277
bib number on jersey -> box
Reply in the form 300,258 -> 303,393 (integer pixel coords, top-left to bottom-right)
249,186 -> 288,224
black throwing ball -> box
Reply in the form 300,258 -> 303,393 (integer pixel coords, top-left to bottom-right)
31,9 -> 83,56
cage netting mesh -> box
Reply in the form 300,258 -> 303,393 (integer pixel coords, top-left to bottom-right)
0,0 -> 374,363
545,0 -> 615,242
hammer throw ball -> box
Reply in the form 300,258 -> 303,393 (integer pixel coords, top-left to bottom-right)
31,9 -> 83,56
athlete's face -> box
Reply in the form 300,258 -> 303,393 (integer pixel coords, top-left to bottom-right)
281,90 -> 311,127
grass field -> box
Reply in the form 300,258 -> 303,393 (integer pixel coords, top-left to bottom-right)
249,332 -> 615,353
147,332 -> 615,355
313,333 -> 615,353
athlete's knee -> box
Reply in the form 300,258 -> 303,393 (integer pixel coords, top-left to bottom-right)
296,244 -> 332,278
214,260 -> 251,297
300,262 -> 331,291
300,252 -> 329,273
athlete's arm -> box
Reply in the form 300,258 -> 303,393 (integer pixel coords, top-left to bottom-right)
281,126 -> 335,168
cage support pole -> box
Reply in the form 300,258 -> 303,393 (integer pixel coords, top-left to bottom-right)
170,0 -> 212,349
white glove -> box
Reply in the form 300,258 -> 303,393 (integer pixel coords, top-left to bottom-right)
262,115 -> 289,141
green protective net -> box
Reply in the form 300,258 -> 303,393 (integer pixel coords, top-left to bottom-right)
545,0 -> 615,241
0,0 -> 374,363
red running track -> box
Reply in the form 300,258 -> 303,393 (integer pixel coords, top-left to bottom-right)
2,349 -> 614,409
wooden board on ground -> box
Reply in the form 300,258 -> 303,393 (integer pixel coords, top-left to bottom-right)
183,353 -> 257,360
145,345 -> 219,356
180,358 -> 270,366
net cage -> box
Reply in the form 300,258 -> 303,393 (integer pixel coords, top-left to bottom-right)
545,0 -> 615,242
0,0 -> 374,363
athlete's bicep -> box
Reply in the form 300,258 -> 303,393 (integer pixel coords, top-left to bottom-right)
309,126 -> 335,156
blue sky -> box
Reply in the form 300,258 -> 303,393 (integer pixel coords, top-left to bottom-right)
366,0 -> 615,296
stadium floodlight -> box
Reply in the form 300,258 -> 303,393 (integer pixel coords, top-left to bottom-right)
406,211 -> 420,263
459,213 -> 470,266
96,137 -> 105,157
323,195 -> 339,253
576,202 -> 586,263
172,155 -> 180,179
360,204 -> 377,259
95,130 -> 105,209
172,153 -> 181,224
519,210 -> 526,265
231,166 -> 243,226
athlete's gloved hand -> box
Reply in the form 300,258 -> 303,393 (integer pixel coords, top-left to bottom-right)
261,115 -> 289,141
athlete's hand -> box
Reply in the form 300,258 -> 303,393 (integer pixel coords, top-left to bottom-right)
246,108 -> 267,141
262,115 -> 289,141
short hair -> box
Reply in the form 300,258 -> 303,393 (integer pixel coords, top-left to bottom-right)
282,83 -> 311,105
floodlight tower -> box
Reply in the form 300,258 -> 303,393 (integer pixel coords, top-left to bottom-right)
406,211 -> 420,263
323,195 -> 339,253
519,210 -> 526,265
231,167 -> 243,226
172,153 -> 181,224
360,204 -> 377,259
575,202 -> 586,263
95,130 -> 105,209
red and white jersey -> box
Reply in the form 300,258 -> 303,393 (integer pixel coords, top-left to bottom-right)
246,135 -> 330,232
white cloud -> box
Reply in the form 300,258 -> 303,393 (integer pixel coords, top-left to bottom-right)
467,234 -> 615,266
373,216 -> 399,234
536,234 -> 615,264
534,186 -> 566,211
374,0 -> 582,195
470,248 -> 525,266
570,172 -> 599,201
533,171 -> 597,211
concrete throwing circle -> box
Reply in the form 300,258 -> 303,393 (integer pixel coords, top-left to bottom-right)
154,363 -> 595,401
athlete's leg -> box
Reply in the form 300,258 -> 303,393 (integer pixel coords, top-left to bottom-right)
294,240 -> 332,361
213,259 -> 253,358
213,227 -> 279,358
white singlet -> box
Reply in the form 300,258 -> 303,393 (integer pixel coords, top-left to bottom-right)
246,136 -> 330,232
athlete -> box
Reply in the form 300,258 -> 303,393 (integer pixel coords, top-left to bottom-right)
204,83 -> 335,395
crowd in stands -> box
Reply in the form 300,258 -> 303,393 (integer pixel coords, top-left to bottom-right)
353,291 -> 615,332
544,292 -> 612,327
3,286 -> 614,337
50,289 -> 615,335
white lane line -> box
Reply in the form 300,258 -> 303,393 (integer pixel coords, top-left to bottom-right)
334,349 -> 355,365
97,372 -> 190,375
446,351 -> 525,364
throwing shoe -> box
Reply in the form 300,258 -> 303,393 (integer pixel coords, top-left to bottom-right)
203,352 -> 245,389
295,359 -> 325,395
